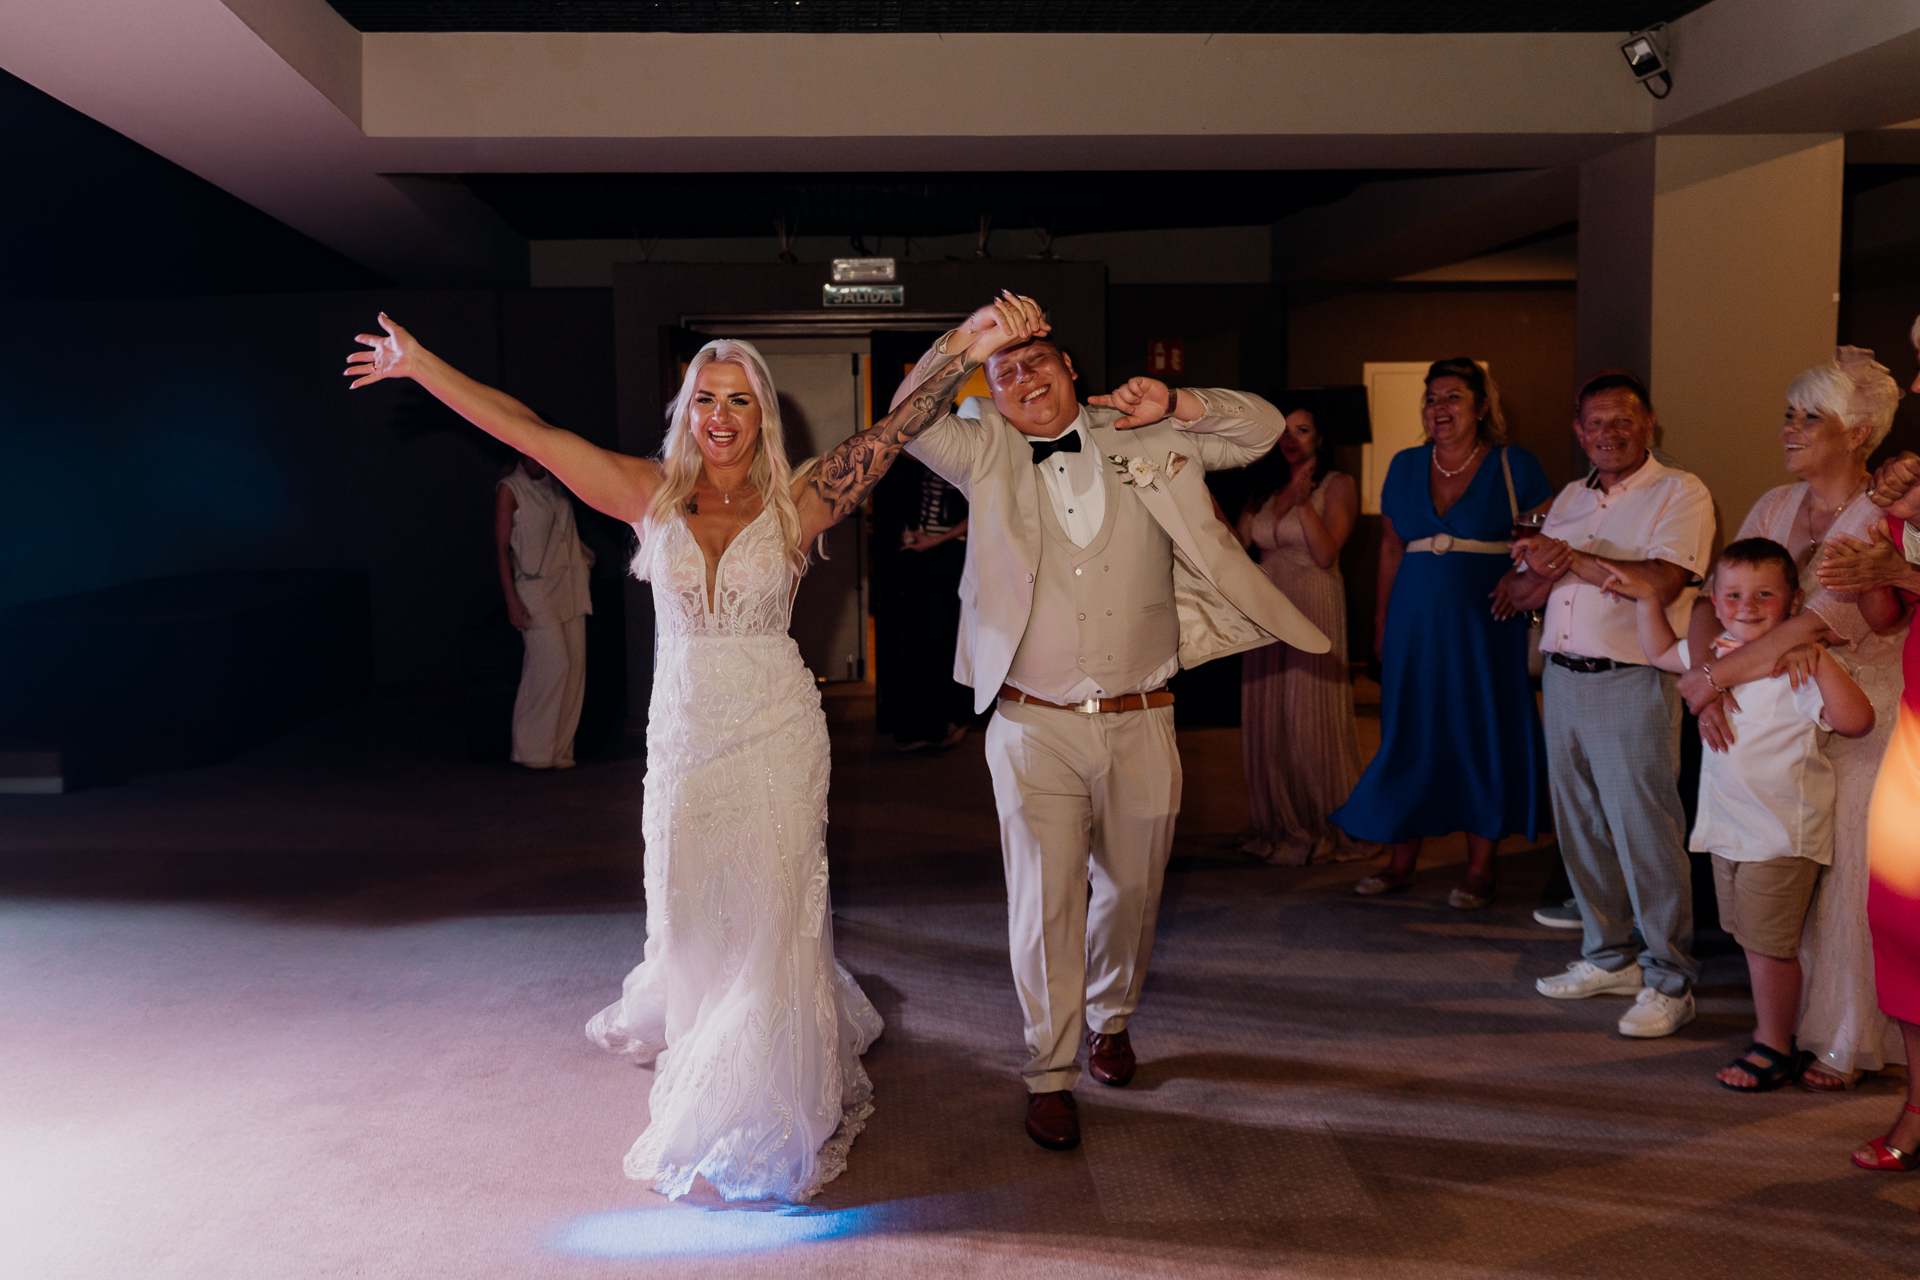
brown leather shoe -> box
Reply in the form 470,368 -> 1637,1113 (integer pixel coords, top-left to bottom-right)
1024,1090 -> 1080,1150
1087,1028 -> 1136,1087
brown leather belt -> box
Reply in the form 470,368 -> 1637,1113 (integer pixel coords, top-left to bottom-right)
997,684 -> 1175,714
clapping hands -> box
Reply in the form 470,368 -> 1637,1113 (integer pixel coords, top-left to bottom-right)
1818,524 -> 1909,592
1871,452 -> 1920,519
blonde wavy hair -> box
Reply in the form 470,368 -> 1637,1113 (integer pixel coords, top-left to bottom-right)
1786,345 -> 1903,456
641,339 -> 812,578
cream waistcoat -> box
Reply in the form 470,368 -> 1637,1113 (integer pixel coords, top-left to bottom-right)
906,388 -> 1330,715
1006,449 -> 1179,701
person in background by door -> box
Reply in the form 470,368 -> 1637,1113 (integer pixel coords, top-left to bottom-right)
885,464 -> 973,751
1233,400 -> 1367,864
496,453 -> 594,769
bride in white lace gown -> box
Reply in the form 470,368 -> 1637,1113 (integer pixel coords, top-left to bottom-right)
585,502 -> 881,1200
345,294 -> 1048,1201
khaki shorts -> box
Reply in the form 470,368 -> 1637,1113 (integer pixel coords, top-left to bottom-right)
1711,853 -> 1821,960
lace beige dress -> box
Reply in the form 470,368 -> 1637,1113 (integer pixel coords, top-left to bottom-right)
1240,477 -> 1366,863
586,508 -> 883,1201
1739,484 -> 1908,1077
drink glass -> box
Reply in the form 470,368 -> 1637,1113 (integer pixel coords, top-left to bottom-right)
1510,511 -> 1546,580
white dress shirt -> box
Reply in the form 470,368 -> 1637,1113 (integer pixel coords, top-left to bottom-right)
1538,454 -> 1715,666
1029,411 -> 1105,548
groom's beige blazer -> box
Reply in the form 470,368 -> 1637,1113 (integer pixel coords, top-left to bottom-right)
907,389 -> 1331,715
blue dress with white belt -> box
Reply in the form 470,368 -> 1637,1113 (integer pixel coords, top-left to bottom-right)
1330,444 -> 1553,843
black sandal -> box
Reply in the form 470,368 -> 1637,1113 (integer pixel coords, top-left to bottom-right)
1717,1041 -> 1810,1093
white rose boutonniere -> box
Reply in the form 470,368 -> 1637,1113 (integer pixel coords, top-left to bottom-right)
1109,454 -> 1160,489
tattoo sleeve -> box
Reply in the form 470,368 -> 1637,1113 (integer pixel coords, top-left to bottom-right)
807,350 -> 976,523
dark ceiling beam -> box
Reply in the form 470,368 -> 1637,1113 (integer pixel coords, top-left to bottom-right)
1272,168 -> 1579,282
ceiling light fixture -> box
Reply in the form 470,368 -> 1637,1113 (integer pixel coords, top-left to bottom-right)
1620,25 -> 1671,99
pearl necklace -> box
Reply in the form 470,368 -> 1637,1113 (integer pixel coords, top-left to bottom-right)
1431,443 -> 1483,479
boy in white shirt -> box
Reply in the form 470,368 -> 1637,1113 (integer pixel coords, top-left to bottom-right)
1604,538 -> 1873,1091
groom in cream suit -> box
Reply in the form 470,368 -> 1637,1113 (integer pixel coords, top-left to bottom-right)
899,297 -> 1328,1150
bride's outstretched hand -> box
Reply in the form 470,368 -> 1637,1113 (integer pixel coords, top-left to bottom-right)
345,312 -> 420,388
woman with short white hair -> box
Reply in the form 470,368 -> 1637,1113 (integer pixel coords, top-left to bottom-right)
1674,347 -> 1906,1090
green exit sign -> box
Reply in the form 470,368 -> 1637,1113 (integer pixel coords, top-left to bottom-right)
823,284 -> 904,307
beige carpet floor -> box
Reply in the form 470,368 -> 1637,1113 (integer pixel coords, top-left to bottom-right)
2,691 -> 1916,1279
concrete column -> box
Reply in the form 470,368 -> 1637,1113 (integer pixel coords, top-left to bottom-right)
1575,138 -> 1655,388
1577,134 -> 1844,535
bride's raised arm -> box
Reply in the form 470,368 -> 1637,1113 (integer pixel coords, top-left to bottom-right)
346,312 -> 661,523
793,292 -> 1045,545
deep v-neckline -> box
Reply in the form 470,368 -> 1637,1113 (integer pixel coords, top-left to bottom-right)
1790,481 -> 1867,570
697,506 -> 772,613
1428,444 -> 1489,523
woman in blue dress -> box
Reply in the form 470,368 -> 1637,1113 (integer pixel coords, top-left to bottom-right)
1329,358 -> 1553,908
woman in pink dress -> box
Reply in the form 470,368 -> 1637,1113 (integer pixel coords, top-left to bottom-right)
1234,404 -> 1365,864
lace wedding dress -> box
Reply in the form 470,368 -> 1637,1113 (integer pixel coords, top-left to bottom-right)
586,507 -> 883,1202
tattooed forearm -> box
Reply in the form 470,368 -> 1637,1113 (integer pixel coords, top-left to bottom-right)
809,351 -> 975,521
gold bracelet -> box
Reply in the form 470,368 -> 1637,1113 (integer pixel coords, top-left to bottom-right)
1702,663 -> 1727,694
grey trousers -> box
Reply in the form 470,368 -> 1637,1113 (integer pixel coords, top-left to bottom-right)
1542,662 -> 1698,996
984,699 -> 1181,1093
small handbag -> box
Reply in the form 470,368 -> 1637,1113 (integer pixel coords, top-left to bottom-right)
1500,448 -> 1546,678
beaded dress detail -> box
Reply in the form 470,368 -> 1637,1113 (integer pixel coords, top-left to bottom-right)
586,508 -> 882,1202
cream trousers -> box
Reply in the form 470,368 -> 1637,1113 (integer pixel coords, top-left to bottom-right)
985,698 -> 1181,1093
512,614 -> 586,769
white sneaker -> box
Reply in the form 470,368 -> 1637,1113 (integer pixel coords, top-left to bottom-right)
1535,959 -> 1644,999
1617,987 -> 1696,1038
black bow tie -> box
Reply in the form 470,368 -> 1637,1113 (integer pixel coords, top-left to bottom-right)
1030,432 -> 1081,464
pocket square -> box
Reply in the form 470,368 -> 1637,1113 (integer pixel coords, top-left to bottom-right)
1165,452 -> 1189,478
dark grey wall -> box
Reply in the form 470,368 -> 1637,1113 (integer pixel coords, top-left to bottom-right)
611,259 -> 1108,713
1107,284 -> 1287,402
0,69 -> 386,303
1575,139 -> 1656,402
613,260 -> 1108,456
1841,170 -> 1920,470
1,288 -> 618,686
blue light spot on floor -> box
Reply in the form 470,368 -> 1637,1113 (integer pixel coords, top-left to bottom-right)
550,1205 -> 880,1258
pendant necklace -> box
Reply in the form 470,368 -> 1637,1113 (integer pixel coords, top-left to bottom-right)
688,479 -> 751,516
1432,443 -> 1483,479
1809,476 -> 1868,537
